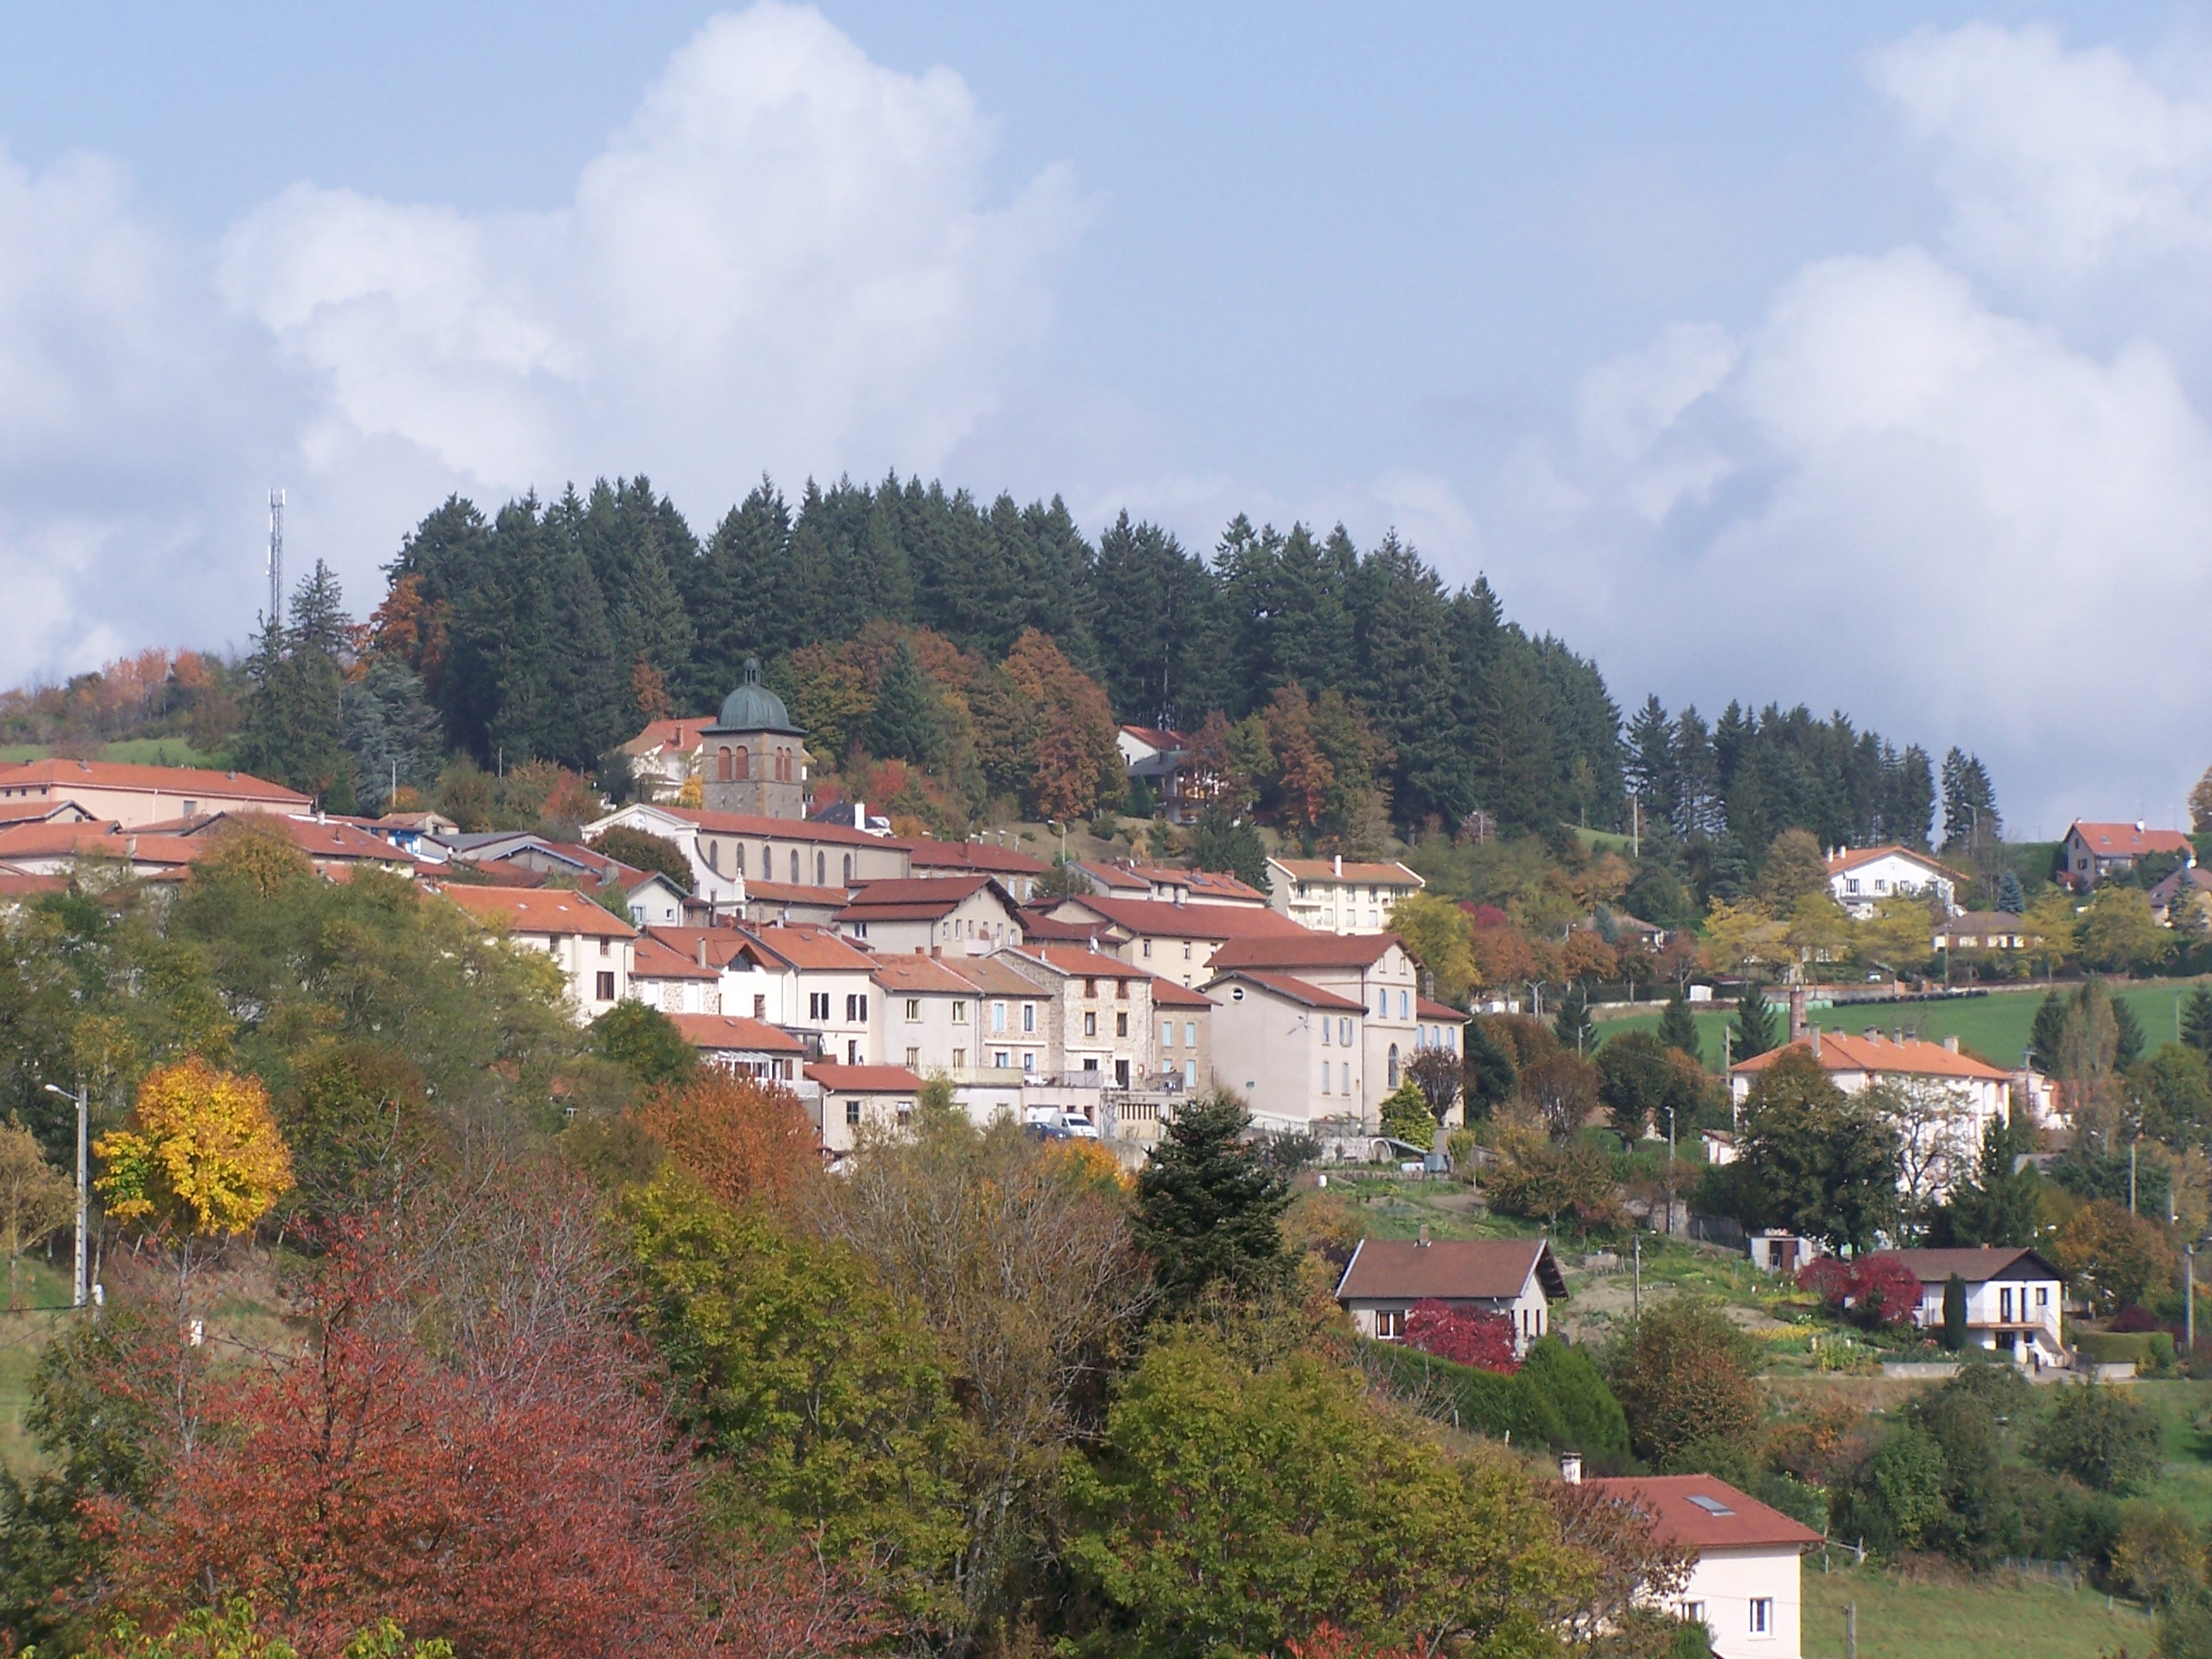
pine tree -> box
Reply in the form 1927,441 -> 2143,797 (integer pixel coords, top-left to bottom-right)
345,661 -> 445,813
1189,809 -> 1270,894
2112,995 -> 2146,1070
1703,831 -> 1753,905
1132,1091 -> 1293,1316
2185,987 -> 2212,1055
1471,645 -> 1559,836
1658,989 -> 1704,1066
1626,696 -> 1678,830
865,639 -> 945,766
1734,984 -> 1777,1060
1996,869 -> 2027,915
1464,1018 -> 1517,1115
1941,747 -> 2001,850
2030,990 -> 2069,1073
234,562 -> 354,804
1553,986 -> 1596,1056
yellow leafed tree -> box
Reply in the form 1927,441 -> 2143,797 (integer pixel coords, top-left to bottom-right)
96,1056 -> 294,1237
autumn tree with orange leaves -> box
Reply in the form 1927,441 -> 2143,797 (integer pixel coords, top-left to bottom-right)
637,1071 -> 822,1218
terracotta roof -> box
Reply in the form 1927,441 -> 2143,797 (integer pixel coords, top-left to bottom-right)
2068,821 -> 2194,860
1017,908 -> 1117,944
666,807 -> 889,848
1148,977 -> 1216,1008
961,956 -> 1053,997
1212,932 -> 1403,971
1060,895 -> 1310,941
1206,969 -> 1366,1012
669,1013 -> 805,1054
1025,945 -> 1154,981
1933,910 -> 2030,933
240,815 -> 419,864
1267,857 -> 1423,886
805,1063 -> 924,1092
440,884 -> 638,939
904,840 -> 1050,877
1416,997 -> 1468,1023
644,926 -> 755,969
0,759 -> 309,807
1826,843 -> 1968,881
742,879 -> 851,906
1334,1237 -> 1567,1304
0,870 -> 67,898
741,924 -> 878,973
0,801 -> 97,829
0,823 -> 206,866
1073,860 -> 1151,892
1581,1476 -> 1821,1552
1731,1031 -> 2011,1082
870,953 -> 984,995
622,717 -> 714,757
1881,1246 -> 2063,1285
1119,725 -> 1185,752
631,934 -> 720,980
839,876 -> 1011,921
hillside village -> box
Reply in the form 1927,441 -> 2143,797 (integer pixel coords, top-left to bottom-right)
8,527 -> 2212,1659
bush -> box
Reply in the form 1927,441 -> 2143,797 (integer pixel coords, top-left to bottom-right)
2114,1304 -> 2164,1333
1832,1425 -> 1947,1556
2078,1330 -> 2179,1373
1796,1253 -> 1920,1329
2030,1382 -> 2164,1495
2116,1507 -> 2206,1607
1360,1340 -> 1611,1451
1517,1336 -> 1632,1469
1403,1300 -> 1517,1374
1609,1303 -> 1759,1465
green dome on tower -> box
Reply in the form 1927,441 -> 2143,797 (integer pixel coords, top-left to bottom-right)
714,658 -> 803,734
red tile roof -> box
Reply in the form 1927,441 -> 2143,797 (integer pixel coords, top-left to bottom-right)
670,1013 -> 805,1054
741,924 -> 878,972
742,879 -> 851,906
870,953 -> 983,995
805,1063 -> 924,1093
1334,1237 -> 1566,1303
1147,977 -> 1217,1008
645,925 -> 755,969
622,717 -> 714,757
1060,895 -> 1310,941
666,807 -> 888,848
440,884 -> 638,939
0,758 -> 309,808
1212,932 -> 1403,970
1118,725 -> 1185,752
0,823 -> 207,866
1016,909 -> 1116,944
2067,821 -> 2195,860
1026,945 -> 1154,981
1416,997 -> 1468,1023
839,876 -> 1012,921
1207,969 -> 1365,1012
0,870 -> 67,898
631,934 -> 720,980
1730,1030 -> 2011,1082
1582,1476 -> 1821,1552
904,840 -> 1050,877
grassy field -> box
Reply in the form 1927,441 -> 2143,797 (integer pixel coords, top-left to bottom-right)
0,1259 -> 77,1478
0,738 -> 223,769
1801,1559 -> 2152,1658
1599,976 -> 2212,1071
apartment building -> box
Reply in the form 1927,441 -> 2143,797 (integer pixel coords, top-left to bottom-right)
441,884 -> 637,1024
1265,855 -> 1424,935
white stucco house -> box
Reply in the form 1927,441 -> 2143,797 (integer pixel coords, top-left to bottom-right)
1887,1245 -> 2066,1364
1825,844 -> 1963,919
1577,1472 -> 1820,1659
1334,1236 -> 1565,1355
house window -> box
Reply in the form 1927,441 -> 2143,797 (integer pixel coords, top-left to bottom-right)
905,999 -> 922,1023
1182,941 -> 1192,960
951,1048 -> 964,1069
1748,1598 -> 1773,1636
1023,1003 -> 1036,1032
1376,1310 -> 1404,1340
1680,1602 -> 1705,1626
952,1001 -> 968,1023
847,1038 -> 860,1063
599,937 -> 611,957
1161,1020 -> 1174,1048
1322,1019 -> 1332,1047
1398,989 -> 1408,1019
1184,1059 -> 1196,1087
1085,1012 -> 1097,1037
808,992 -> 830,1020
754,994 -> 768,1019
845,1099 -> 861,1126
994,1050 -> 1009,1067
992,1001 -> 1006,1032
906,1047 -> 921,1069
1340,1062 -> 1351,1093
717,746 -> 733,781
1340,1018 -> 1352,1046
1376,990 -> 1388,1018
816,852 -> 827,886
847,994 -> 867,1022
1388,1044 -> 1400,1086
843,854 -> 853,884
1117,979 -> 1129,1000
595,972 -> 616,1001
2000,1287 -> 2014,1322
1141,939 -> 1153,958
1022,1052 -> 1035,1073
1085,978 -> 1098,999
1185,1021 -> 1196,1049
1116,1012 -> 1129,1037
2037,1285 -> 2050,1307
789,850 -> 799,883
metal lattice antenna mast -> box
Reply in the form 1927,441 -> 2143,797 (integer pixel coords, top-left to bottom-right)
266,489 -> 286,629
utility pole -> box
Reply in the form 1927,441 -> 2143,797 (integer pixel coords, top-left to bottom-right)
42,1080 -> 88,1307
1632,1233 -> 1641,1323
266,488 -> 285,627
2130,1139 -> 2138,1214
1845,1601 -> 1857,1659
2188,1243 -> 2196,1354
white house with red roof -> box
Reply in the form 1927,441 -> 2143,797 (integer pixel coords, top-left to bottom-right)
806,1062 -> 925,1155
0,758 -> 309,828
1115,725 -> 1193,820
1036,891 -> 1310,987
2063,819 -> 2195,891
1731,1028 -> 2016,1205
629,932 -> 726,1015
669,1013 -> 806,1084
439,884 -> 637,1024
1824,843 -> 1964,919
1574,1471 -> 1820,1658
619,715 -> 717,801
1334,1236 -> 1565,1351
1265,854 -> 1425,934
1206,931 -> 1426,1126
1204,968 -> 1372,1129
1072,860 -> 1269,908
835,875 -> 1026,955
1885,1245 -> 2066,1364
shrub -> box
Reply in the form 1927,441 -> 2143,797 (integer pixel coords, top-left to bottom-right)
1403,1299 -> 1517,1373
1518,1336 -> 1632,1468
2114,1304 -> 2163,1334
2116,1507 -> 2205,1607
2030,1382 -> 2164,1495
1832,1425 -> 1947,1556
1363,1342 -> 1562,1447
1609,1304 -> 1759,1464
1796,1253 -> 1921,1329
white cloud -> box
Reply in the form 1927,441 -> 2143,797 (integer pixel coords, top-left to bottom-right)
0,2 -> 1081,690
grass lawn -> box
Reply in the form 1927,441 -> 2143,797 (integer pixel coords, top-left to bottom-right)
1801,1559 -> 2152,1658
0,738 -> 223,769
0,1259 -> 77,1479
1599,976 -> 2212,1071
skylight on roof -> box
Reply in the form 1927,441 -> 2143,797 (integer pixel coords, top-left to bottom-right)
1686,1495 -> 1735,1516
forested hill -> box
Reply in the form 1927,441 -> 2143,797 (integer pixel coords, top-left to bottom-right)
364,472 -> 1958,853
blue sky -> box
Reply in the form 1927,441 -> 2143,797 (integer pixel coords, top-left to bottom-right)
2,3 -> 2206,832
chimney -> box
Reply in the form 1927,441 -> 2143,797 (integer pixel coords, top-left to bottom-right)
1559,1453 -> 1583,1486
931,945 -> 941,959
1944,1035 -> 1960,1054
2137,819 -> 2147,834
696,938 -> 708,969
1809,1024 -> 1821,1058
1788,985 -> 1808,1042
1334,854 -> 1343,879
1417,1224 -> 1431,1247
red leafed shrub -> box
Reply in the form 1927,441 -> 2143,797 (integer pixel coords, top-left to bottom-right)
1402,1297 -> 1519,1373
2111,1304 -> 2161,1334
1282,1621 -> 1430,1659
1796,1253 -> 1921,1329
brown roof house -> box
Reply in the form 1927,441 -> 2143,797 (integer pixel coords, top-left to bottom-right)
1574,1470 -> 1820,1656
1885,1245 -> 2065,1365
1334,1236 -> 1565,1354
2063,819 -> 2195,891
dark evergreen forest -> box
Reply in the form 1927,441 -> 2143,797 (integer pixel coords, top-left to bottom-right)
366,473 -> 1960,855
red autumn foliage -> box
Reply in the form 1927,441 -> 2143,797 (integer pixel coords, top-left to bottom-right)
1279,1622 -> 1429,1659
640,1070 -> 823,1218
1402,1297 -> 1520,1374
1796,1252 -> 1922,1330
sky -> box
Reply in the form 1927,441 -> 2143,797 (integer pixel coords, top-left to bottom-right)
1,2 -> 2207,836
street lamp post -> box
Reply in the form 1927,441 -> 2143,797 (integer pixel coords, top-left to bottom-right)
41,1080 -> 88,1308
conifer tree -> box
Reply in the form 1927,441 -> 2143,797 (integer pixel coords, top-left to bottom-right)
2031,989 -> 2069,1072
1553,986 -> 1596,1056
1657,989 -> 1704,1066
1733,984 -> 1777,1060
2112,995 -> 2146,1070
1463,1018 -> 1517,1115
1996,869 -> 2027,915
345,661 -> 444,813
2185,987 -> 2212,1056
865,639 -> 945,766
1132,1091 -> 1292,1316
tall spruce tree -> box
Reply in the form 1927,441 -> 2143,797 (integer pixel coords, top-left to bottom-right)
344,661 -> 444,813
2185,987 -> 2212,1056
1658,989 -> 1704,1066
234,561 -> 354,806
2112,996 -> 2146,1070
1734,984 -> 1778,1060
865,639 -> 945,765
1941,747 -> 2002,851
2030,991 -> 2069,1073
1996,869 -> 2027,915
1133,1091 -> 1293,1316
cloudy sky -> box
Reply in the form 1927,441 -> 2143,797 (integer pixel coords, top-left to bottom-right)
2,3 -> 2205,834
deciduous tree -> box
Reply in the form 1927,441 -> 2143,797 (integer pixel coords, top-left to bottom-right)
1608,1302 -> 1759,1466
0,1121 -> 74,1311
